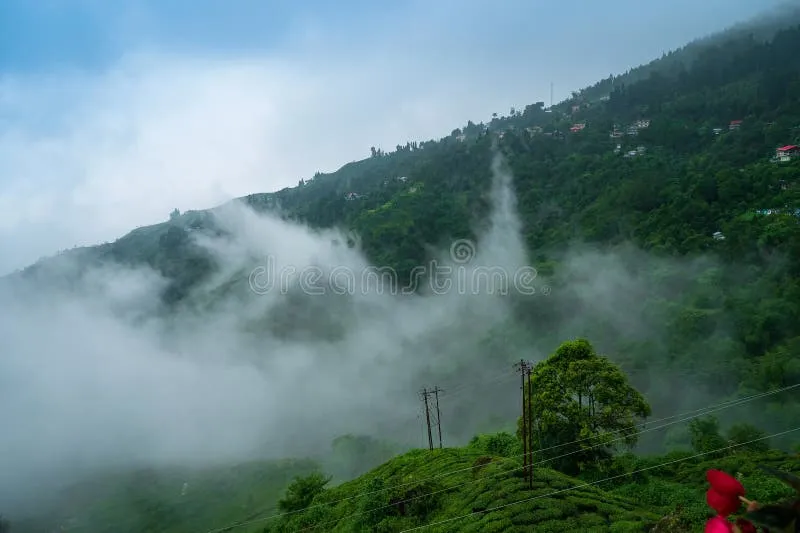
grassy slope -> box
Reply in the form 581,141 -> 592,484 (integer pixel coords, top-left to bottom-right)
261,447 -> 800,533
266,448 -> 661,533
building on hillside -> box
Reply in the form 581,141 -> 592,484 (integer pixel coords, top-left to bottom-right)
610,127 -> 624,138
626,125 -> 639,136
344,192 -> 363,201
613,144 -> 622,154
398,176 -> 408,182
713,128 -> 723,135
636,145 -> 647,154
526,126 -> 543,135
712,231 -> 725,241
570,123 -> 586,133
624,150 -> 638,158
777,145 -> 799,162
729,120 -> 743,130
634,119 -> 650,129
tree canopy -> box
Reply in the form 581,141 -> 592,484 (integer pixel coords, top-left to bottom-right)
276,472 -> 331,514
520,339 -> 651,474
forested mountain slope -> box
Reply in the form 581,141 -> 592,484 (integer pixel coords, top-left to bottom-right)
14,22 -> 800,397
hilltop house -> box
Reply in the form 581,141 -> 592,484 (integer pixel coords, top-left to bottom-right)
729,120 -> 743,130
777,145 -> 799,162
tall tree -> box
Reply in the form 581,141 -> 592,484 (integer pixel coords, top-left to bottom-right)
519,339 -> 651,474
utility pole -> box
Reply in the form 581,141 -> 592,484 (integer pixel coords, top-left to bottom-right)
433,386 -> 443,449
526,364 -> 534,489
420,387 -> 444,450
514,360 -> 530,479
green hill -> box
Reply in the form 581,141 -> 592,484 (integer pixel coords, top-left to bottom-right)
249,443 -> 800,533
260,448 -> 662,533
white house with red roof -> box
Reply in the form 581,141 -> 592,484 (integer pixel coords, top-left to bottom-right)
729,120 -> 743,130
777,145 -> 799,162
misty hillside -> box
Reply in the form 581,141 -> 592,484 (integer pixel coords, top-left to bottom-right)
4,8 -> 800,533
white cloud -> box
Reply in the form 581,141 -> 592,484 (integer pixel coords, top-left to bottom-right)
0,49 -> 507,273
0,154 -> 532,510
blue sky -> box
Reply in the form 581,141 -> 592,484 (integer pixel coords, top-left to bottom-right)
0,0 -> 788,273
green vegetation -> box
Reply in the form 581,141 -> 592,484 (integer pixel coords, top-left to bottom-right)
259,440 -> 800,532
521,339 -> 651,475
263,448 -> 662,533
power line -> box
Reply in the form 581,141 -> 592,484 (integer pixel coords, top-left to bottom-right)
202,380 -> 800,533
398,425 -> 800,532
440,370 -> 518,398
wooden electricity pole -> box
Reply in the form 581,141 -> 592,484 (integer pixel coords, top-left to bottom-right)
433,386 -> 443,449
526,363 -> 534,489
514,360 -> 530,478
421,387 -> 443,451
420,388 -> 434,451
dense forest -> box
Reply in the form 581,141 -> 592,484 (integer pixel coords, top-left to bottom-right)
5,10 -> 800,533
